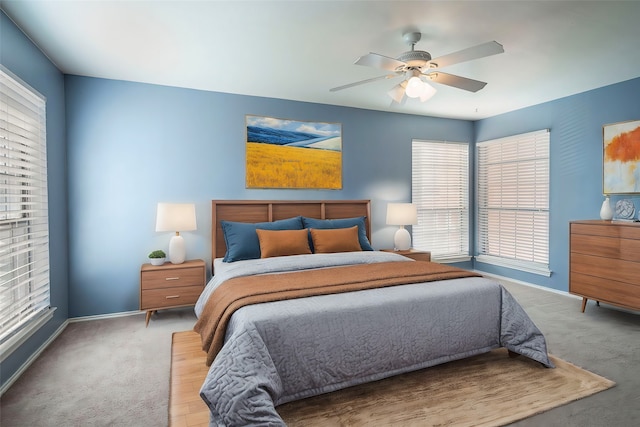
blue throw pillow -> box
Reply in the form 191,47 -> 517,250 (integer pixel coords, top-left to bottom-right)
221,216 -> 304,262
301,216 -> 374,251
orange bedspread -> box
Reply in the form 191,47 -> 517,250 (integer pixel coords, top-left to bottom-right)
194,261 -> 480,366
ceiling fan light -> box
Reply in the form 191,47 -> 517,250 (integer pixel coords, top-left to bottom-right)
418,82 -> 437,102
404,76 -> 424,98
387,84 -> 406,104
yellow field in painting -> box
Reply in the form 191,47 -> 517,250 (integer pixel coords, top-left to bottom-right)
246,142 -> 341,189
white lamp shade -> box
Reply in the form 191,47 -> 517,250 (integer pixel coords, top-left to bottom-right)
156,203 -> 197,264
386,203 -> 418,226
155,203 -> 197,232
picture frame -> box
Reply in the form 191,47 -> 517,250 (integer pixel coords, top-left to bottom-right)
602,119 -> 640,194
245,115 -> 342,189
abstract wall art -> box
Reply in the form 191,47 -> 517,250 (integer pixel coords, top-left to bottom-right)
603,119 -> 640,194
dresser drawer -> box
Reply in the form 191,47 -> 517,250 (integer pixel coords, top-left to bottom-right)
570,252 -> 640,284
141,266 -> 204,290
571,222 -> 640,240
570,272 -> 640,310
571,233 -> 640,262
140,285 -> 203,310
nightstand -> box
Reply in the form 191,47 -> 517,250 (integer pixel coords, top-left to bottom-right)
381,248 -> 431,262
140,259 -> 206,326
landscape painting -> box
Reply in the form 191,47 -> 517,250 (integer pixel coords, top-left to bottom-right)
246,115 -> 342,189
603,119 -> 640,194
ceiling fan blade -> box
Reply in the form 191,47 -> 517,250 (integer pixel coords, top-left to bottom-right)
427,72 -> 487,92
330,73 -> 400,92
387,82 -> 407,104
355,53 -> 406,71
428,41 -> 504,69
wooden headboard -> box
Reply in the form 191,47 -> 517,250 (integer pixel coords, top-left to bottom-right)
211,200 -> 372,261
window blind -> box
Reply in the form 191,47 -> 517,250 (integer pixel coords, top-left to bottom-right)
412,140 -> 469,261
0,67 -> 51,349
476,129 -> 550,275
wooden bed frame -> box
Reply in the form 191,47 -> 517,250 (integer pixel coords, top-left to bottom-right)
211,199 -> 371,260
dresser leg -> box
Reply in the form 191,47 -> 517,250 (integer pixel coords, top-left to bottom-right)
581,297 -> 588,313
145,310 -> 154,327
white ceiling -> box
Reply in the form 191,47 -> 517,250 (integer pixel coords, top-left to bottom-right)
2,0 -> 640,120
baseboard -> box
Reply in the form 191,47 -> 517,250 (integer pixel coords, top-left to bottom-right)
476,270 -> 581,300
69,310 -> 142,323
0,319 -> 69,396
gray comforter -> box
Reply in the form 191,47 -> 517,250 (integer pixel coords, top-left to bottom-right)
195,252 -> 553,426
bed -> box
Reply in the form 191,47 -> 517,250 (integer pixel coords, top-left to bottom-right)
194,200 -> 553,426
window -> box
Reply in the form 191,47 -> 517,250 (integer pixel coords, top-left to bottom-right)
476,129 -> 550,276
0,67 -> 51,359
412,140 -> 469,261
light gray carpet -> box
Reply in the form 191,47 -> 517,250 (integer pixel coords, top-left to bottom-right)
497,280 -> 639,427
1,308 -> 196,427
1,281 -> 639,427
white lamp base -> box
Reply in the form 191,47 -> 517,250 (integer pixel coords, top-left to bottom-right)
394,227 -> 411,251
169,234 -> 186,264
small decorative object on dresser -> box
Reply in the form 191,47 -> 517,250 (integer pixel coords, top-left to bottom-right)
569,220 -> 640,312
614,198 -> 636,221
599,196 -> 613,220
140,259 -> 206,326
147,249 -> 166,266
380,248 -> 431,262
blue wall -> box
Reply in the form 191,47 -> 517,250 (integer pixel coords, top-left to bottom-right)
64,75 -> 472,317
3,6 -> 640,391
0,12 -> 69,386
474,78 -> 640,291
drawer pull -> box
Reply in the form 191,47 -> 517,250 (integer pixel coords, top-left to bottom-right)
165,295 -> 180,299
165,277 -> 180,281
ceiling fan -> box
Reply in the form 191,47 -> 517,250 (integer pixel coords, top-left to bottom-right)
330,32 -> 504,104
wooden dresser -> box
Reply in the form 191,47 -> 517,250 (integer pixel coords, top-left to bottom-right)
140,259 -> 206,326
569,220 -> 640,312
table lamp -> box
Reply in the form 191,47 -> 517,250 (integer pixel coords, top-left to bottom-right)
155,203 -> 197,264
386,203 -> 418,251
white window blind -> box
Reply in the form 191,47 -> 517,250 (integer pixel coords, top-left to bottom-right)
412,140 -> 469,261
0,67 -> 51,351
476,129 -> 550,276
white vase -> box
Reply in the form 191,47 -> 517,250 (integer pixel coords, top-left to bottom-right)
599,196 -> 613,220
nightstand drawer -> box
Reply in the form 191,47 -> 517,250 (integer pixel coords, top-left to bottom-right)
140,285 -> 203,310
141,267 -> 204,290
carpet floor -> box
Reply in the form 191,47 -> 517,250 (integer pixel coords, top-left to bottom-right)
170,330 -> 614,427
1,308 -> 197,427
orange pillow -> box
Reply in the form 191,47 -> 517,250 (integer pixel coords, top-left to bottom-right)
309,226 -> 362,253
256,228 -> 312,258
